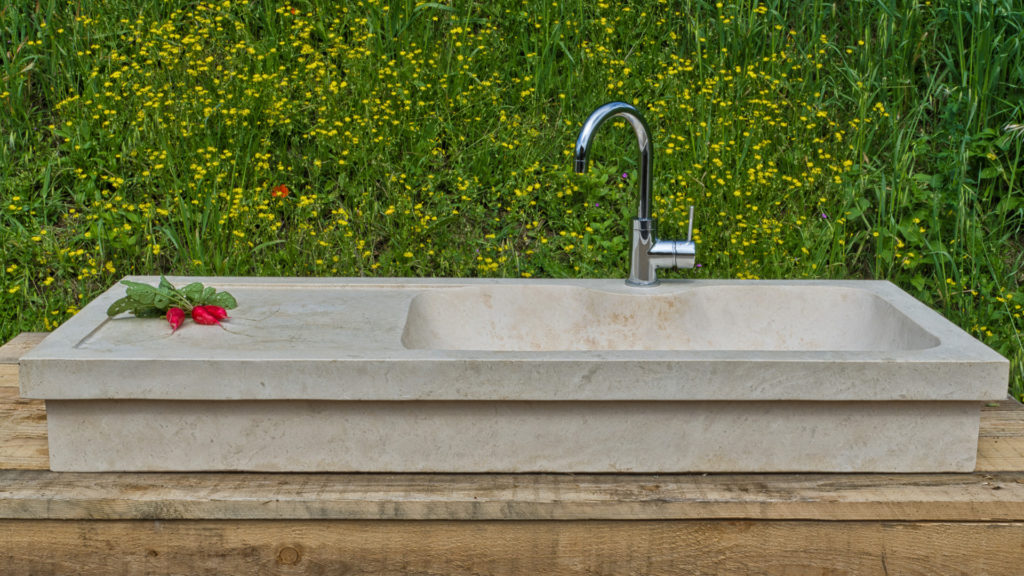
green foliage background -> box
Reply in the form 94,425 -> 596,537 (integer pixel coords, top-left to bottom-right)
2,0 -> 1023,396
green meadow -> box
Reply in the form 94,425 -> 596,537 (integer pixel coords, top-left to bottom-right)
2,0 -> 1023,396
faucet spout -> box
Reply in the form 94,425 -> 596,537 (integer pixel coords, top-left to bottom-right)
573,101 -> 653,220
574,102 -> 696,286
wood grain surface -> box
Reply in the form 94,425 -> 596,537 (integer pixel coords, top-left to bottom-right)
0,469 -> 1023,521
0,332 -> 46,366
2,520 -> 1023,575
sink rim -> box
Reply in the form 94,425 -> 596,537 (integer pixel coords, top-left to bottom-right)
19,276 -> 1009,402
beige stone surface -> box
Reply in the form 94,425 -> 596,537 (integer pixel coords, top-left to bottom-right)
17,276 -> 1010,472
19,277 -> 1008,402
45,400 -> 981,472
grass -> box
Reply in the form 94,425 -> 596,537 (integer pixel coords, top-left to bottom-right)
1,0 -> 1022,397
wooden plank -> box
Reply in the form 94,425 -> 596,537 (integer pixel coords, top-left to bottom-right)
1,520 -> 1023,575
976,398 -> 1024,471
0,332 -> 46,472
977,438 -> 1024,472
1,470 -> 1023,521
980,416 -> 1024,438
978,402 -> 1024,437
0,332 -> 47,366
982,398 -> 1024,411
0,389 -> 48,470
0,367 -> 16,388
0,332 -> 46,387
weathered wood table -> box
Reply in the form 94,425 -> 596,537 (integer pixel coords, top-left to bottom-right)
2,332 -> 1024,574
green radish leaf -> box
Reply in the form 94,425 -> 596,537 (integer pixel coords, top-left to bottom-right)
154,286 -> 179,300
153,294 -> 170,309
106,296 -> 135,317
181,282 -> 204,301
159,276 -> 176,292
121,280 -> 157,291
125,285 -> 156,305
210,291 -> 238,309
132,306 -> 164,318
201,286 -> 216,304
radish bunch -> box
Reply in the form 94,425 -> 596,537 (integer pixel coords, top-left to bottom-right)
106,276 -> 238,332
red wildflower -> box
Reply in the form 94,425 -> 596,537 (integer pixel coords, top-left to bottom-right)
271,184 -> 290,198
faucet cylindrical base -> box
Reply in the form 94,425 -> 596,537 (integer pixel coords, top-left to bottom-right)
628,218 -> 697,286
628,218 -> 659,286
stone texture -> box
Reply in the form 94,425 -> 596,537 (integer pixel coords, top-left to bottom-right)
45,400 -> 981,472
19,276 -> 1010,472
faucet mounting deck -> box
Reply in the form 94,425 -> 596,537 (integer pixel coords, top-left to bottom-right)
573,101 -> 696,286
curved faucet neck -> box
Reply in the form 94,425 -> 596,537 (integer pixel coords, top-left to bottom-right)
573,101 -> 653,220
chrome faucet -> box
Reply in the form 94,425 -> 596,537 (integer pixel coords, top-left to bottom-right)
574,101 -> 696,286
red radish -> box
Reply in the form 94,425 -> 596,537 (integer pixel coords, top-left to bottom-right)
202,305 -> 229,321
167,308 -> 186,332
192,305 -> 221,325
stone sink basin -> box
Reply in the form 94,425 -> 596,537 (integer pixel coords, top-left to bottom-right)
20,277 -> 1008,473
402,283 -> 941,352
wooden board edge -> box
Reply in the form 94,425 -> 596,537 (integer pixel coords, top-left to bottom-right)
1,520 -> 1023,575
0,333 -> 47,365
2,470 -> 1024,522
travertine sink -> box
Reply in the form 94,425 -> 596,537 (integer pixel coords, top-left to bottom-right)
19,277 -> 1008,473
402,284 -> 939,351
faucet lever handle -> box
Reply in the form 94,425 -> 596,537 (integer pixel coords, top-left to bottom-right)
686,205 -> 694,242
